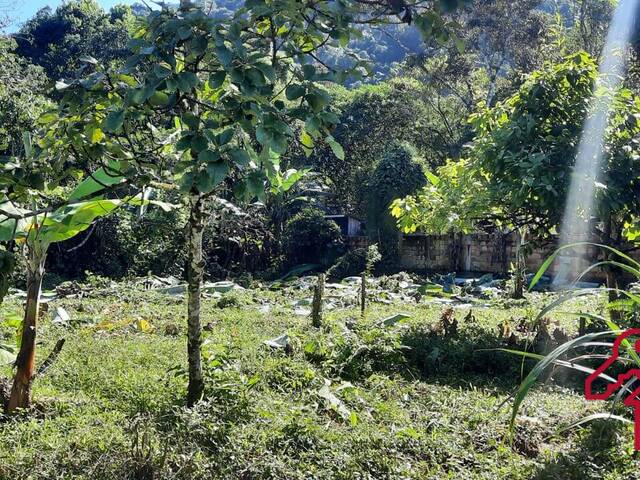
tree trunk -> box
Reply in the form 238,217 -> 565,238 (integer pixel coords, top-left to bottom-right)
7,246 -> 46,413
311,273 -> 325,328
186,193 -> 206,406
511,229 -> 525,300
602,215 -> 622,321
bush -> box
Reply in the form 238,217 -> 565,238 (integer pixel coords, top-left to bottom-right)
366,143 -> 426,262
327,248 -> 367,281
46,201 -> 188,279
282,208 -> 342,267
327,245 -> 381,281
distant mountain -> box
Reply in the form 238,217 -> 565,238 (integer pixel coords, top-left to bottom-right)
129,1 -> 581,82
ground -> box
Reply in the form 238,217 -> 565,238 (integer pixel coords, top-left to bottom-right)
0,275 -> 638,480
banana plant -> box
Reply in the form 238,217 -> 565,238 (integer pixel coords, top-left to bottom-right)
0,163 -> 170,413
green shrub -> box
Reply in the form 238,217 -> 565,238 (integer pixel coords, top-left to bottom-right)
282,208 -> 342,267
327,245 -> 382,281
366,143 -> 426,262
327,248 -> 368,281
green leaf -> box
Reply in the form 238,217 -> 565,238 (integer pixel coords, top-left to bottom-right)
256,126 -> 270,146
246,171 -> 266,199
300,130 -> 314,157
302,64 -> 316,80
22,132 -> 32,158
191,135 -> 209,153
40,200 -> 122,244
285,85 -> 305,101
425,170 -> 440,186
102,110 -> 125,133
154,65 -> 172,78
256,62 -> 275,82
529,243 -> 640,291
200,150 -> 221,163
306,91 -> 329,111
229,149 -> 250,166
326,135 -> 345,160
177,71 -> 198,92
209,71 -> 226,88
216,46 -> 234,66
38,111 -> 58,124
149,91 -> 170,106
177,26 -> 192,40
69,160 -> 125,201
217,129 -> 234,145
182,112 -> 200,130
89,127 -> 105,144
507,331 -> 622,433
190,35 -> 208,55
551,413 -> 633,440
195,162 -> 229,193
176,134 -> 193,151
207,161 -> 229,186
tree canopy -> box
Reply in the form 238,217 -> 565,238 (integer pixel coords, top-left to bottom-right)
15,0 -> 133,80
392,52 -> 640,241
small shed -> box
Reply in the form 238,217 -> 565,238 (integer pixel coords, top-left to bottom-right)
325,215 -> 364,237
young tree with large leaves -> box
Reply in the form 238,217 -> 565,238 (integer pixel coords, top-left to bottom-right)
49,0 -> 466,405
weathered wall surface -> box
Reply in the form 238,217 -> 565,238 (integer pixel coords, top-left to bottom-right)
397,233 -> 620,279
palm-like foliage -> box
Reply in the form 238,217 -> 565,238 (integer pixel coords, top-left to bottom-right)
507,243 -> 640,443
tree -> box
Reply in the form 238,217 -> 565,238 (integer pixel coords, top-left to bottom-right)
304,79 -> 428,216
15,0 -> 133,80
282,207 -> 342,266
445,0 -> 553,105
0,38 -> 50,156
561,0 -> 614,57
392,52 -> 640,250
50,0 -> 466,406
367,143 -> 426,260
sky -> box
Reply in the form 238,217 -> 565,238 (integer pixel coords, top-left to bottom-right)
4,0 -> 140,32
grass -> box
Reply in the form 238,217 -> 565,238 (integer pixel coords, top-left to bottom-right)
0,278 -> 637,479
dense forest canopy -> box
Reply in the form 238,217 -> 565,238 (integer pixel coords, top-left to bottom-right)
0,0 -> 630,279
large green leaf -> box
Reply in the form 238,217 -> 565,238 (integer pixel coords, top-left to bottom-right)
69,161 -> 126,201
38,195 -> 172,245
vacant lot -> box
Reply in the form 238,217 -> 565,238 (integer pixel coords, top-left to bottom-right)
0,277 -> 636,480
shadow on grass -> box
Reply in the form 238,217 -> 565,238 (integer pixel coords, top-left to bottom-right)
532,417 -> 636,480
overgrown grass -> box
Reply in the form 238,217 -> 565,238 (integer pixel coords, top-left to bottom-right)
0,281 -> 636,479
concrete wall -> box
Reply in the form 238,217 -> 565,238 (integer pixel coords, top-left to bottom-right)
397,232 -> 624,279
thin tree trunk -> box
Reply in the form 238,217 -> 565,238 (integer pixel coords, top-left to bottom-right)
360,271 -> 366,317
311,273 -> 325,328
7,246 -> 46,413
186,192 -> 206,406
603,215 -> 622,321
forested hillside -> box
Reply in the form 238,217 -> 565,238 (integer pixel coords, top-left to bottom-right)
0,0 -> 620,280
